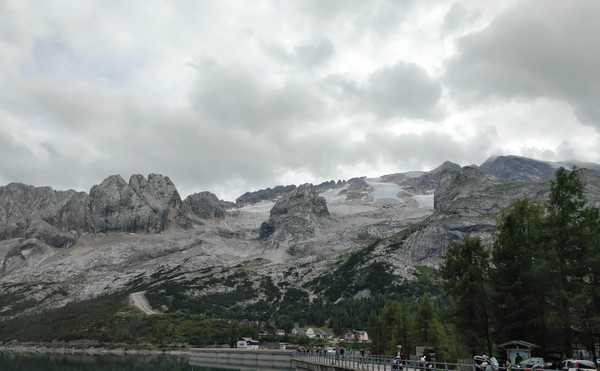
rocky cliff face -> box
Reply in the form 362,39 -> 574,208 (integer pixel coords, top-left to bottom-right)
129,174 -> 188,227
402,161 -> 462,194
259,184 -> 330,242
0,183 -> 87,246
183,191 -> 226,220
89,174 -> 189,233
1,173 -> 190,246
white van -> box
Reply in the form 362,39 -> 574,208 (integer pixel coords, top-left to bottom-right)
561,360 -> 597,371
236,338 -> 260,350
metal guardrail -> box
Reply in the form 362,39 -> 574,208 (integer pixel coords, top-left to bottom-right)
292,352 -> 564,371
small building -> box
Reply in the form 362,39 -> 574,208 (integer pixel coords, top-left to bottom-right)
292,327 -> 306,337
313,328 -> 333,339
306,328 -> 316,338
499,340 -> 538,364
343,331 -> 356,342
342,330 -> 369,342
354,330 -> 369,342
275,329 -> 286,337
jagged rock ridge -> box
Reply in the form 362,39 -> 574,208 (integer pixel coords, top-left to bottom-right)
89,173 -> 189,233
236,185 -> 297,206
0,173 -> 198,250
2,155 -> 600,320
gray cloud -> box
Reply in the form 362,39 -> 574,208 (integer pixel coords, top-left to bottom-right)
0,1 -> 599,201
262,38 -> 334,69
289,0 -> 438,38
295,39 -> 334,68
362,62 -> 443,120
0,51 -> 447,200
446,0 -> 600,127
189,60 -> 327,131
321,62 -> 444,121
276,127 -> 499,182
442,2 -> 480,33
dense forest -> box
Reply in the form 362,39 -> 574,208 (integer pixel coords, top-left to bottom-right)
0,168 -> 597,362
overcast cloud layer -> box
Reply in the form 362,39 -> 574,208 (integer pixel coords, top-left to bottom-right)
1,0 -> 599,199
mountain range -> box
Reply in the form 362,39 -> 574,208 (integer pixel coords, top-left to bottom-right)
2,155 -> 600,322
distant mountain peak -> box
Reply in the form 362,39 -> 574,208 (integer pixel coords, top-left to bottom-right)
480,155 -> 556,181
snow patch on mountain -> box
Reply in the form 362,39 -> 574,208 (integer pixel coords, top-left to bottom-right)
366,179 -> 403,201
320,186 -> 378,216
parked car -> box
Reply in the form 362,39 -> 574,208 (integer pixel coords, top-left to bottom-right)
236,338 -> 260,350
474,355 -> 499,371
544,353 -> 563,370
517,357 -> 545,370
561,360 -> 597,371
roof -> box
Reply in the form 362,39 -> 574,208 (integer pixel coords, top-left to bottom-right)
498,340 -> 538,349
313,328 -> 332,336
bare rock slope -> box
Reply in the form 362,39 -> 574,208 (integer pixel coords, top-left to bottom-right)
1,156 -> 599,320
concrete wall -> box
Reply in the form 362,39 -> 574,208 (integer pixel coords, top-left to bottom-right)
188,348 -> 295,370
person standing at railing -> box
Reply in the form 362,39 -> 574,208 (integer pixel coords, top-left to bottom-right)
515,354 -> 522,365
400,351 -> 409,371
392,354 -> 403,371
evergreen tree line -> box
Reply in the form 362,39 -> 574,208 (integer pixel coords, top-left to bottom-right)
441,168 -> 600,359
367,295 -> 462,361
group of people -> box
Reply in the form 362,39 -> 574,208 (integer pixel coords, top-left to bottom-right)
300,346 -> 371,359
392,352 -> 502,371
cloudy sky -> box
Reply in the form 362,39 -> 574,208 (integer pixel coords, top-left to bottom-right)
1,0 -> 599,200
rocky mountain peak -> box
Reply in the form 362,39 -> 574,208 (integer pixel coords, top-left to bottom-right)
270,183 -> 329,218
259,183 -> 329,241
431,161 -> 462,174
97,174 -> 128,189
480,155 -> 555,181
0,182 -> 86,244
393,161 -> 462,194
129,173 -> 186,223
183,191 -> 226,220
88,173 -> 189,233
434,165 -> 488,212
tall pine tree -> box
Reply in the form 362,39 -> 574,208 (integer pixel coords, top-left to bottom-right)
491,199 -> 548,346
441,236 -> 492,355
